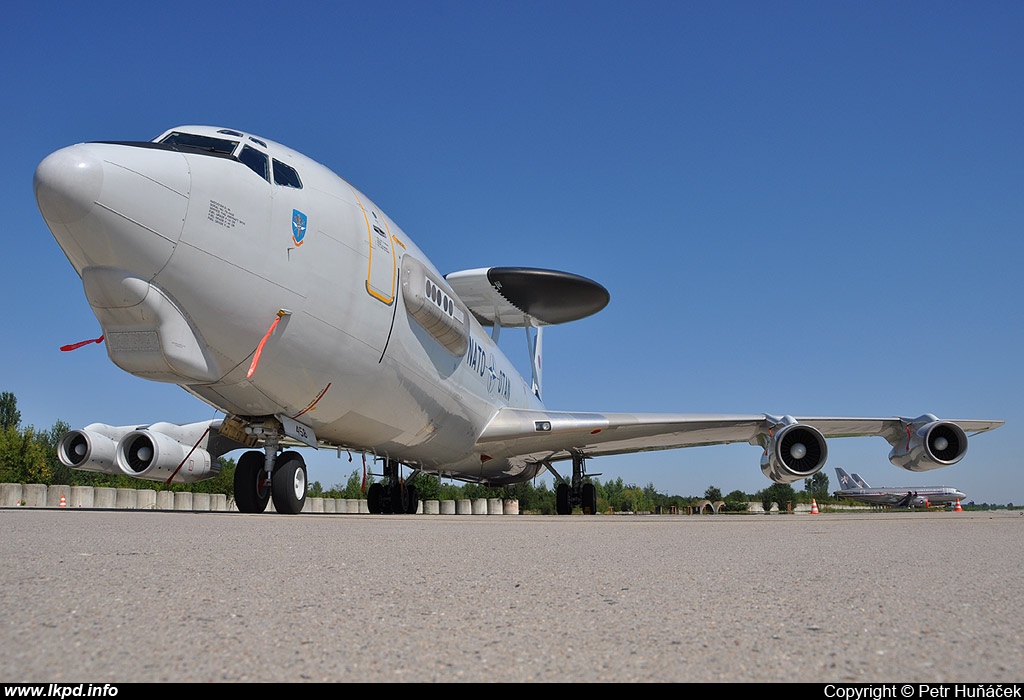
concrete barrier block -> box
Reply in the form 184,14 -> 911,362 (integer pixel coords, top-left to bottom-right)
22,484 -> 47,507
115,489 -> 137,509
137,490 -> 157,510
440,500 -> 456,515
156,491 -> 175,510
93,487 -> 116,509
70,486 -> 94,508
1,483 -> 23,507
173,491 -> 193,511
192,493 -> 211,511
456,499 -> 472,515
47,485 -> 71,507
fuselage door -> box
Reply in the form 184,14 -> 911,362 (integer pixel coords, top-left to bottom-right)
364,207 -> 397,305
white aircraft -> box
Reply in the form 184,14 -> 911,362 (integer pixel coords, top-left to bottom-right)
833,468 -> 966,508
33,126 -> 1004,515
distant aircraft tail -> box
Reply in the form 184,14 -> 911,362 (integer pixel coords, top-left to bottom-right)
850,472 -> 871,488
835,468 -> 856,490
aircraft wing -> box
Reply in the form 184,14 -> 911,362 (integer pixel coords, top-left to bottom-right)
475,408 -> 1003,474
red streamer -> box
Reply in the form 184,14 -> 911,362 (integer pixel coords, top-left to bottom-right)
246,315 -> 283,378
60,335 -> 105,352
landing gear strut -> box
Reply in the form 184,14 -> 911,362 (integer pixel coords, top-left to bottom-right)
553,451 -> 598,515
366,458 -> 419,514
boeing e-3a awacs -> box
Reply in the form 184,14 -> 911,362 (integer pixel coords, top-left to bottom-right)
33,126 -> 1004,515
833,468 -> 966,508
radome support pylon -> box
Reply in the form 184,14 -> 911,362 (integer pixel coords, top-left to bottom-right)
810,498 -> 819,514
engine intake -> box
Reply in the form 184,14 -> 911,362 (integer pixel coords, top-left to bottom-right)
888,417 -> 968,472
761,422 -> 828,484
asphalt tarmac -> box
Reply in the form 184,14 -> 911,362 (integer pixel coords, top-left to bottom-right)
1,508 -> 1021,683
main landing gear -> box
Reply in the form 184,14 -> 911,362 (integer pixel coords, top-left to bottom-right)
366,458 -> 419,514
234,445 -> 308,515
552,451 -> 598,515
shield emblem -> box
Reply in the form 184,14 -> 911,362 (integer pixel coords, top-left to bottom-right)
291,209 -> 307,246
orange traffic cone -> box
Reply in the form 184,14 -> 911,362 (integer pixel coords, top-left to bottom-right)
59,494 -> 67,508
810,498 -> 819,514
954,499 -> 962,512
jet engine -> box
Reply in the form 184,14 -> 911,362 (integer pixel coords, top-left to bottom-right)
115,422 -> 219,483
760,421 -> 828,484
58,420 -> 223,484
57,423 -> 138,475
888,416 -> 968,472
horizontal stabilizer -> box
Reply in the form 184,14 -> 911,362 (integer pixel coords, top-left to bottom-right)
445,267 -> 609,327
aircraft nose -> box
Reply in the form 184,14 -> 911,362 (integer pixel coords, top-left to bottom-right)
34,142 -> 189,277
35,144 -> 104,226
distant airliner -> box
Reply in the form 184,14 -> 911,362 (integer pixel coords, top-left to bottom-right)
33,126 -> 1004,514
833,468 -> 966,508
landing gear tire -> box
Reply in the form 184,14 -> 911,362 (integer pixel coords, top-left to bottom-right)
271,451 -> 308,514
556,483 -> 570,515
395,484 -> 419,514
367,483 -> 386,514
234,450 -> 270,514
582,483 -> 598,515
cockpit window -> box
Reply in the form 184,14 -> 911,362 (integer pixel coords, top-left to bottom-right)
238,145 -> 269,182
273,159 -> 302,189
154,131 -> 300,187
159,132 -> 237,155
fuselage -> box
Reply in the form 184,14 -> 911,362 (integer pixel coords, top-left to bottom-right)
834,487 -> 966,505
34,126 -> 544,483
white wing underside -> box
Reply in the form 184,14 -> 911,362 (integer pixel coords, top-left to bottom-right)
474,408 -> 1003,465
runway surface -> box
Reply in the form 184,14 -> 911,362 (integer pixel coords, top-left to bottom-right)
1,508 -> 1021,683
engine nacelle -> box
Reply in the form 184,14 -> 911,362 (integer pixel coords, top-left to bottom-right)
760,422 -> 828,484
116,428 -> 217,483
888,417 -> 968,472
57,423 -> 138,474
58,419 -> 231,483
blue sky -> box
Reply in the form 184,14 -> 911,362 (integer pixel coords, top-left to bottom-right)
2,1 -> 1020,503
